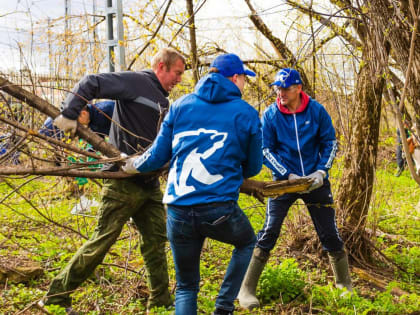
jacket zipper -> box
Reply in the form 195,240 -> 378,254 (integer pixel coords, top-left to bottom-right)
293,114 -> 305,176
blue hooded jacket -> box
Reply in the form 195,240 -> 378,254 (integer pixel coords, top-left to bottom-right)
134,73 -> 262,205
39,101 -> 115,139
86,100 -> 115,137
262,92 -> 337,180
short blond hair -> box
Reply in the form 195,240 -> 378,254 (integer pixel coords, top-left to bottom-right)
151,48 -> 185,70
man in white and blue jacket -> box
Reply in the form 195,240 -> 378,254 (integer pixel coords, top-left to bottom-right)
123,53 -> 262,315
238,68 -> 352,310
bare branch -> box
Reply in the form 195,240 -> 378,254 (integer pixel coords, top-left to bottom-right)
0,75 -> 121,158
286,0 -> 362,49
127,0 -> 173,70
243,0 -> 314,96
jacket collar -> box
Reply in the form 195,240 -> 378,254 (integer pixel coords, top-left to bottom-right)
142,69 -> 169,97
276,91 -> 309,114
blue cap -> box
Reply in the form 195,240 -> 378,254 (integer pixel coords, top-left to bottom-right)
210,53 -> 256,77
271,68 -> 302,88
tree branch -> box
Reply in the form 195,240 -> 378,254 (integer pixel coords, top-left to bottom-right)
243,0 -> 314,96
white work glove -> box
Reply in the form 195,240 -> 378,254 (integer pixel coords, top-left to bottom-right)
53,114 -> 77,135
121,153 -> 140,174
306,170 -> 326,192
288,173 -> 301,181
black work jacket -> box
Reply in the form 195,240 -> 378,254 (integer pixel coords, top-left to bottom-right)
62,70 -> 169,156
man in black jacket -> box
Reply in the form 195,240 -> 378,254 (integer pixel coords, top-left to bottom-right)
40,48 -> 185,313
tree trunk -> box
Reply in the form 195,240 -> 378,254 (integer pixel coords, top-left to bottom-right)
335,28 -> 390,258
369,0 -> 420,128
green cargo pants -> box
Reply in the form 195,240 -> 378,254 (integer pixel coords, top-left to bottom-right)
45,178 -> 172,309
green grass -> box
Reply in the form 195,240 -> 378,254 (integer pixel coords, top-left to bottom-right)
0,159 -> 419,314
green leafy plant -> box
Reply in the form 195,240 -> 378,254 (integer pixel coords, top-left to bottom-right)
310,283 -> 420,314
257,258 -> 306,304
45,304 -> 68,315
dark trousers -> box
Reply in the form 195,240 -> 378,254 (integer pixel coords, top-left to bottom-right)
256,179 -> 344,253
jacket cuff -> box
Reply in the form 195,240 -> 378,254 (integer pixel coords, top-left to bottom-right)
61,108 -> 79,120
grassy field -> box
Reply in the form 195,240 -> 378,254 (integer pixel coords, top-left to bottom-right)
0,143 -> 419,314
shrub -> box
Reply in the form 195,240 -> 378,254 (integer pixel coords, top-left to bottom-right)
257,258 -> 306,304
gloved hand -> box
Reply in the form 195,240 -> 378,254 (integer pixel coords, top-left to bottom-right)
288,173 -> 301,181
306,170 -> 325,192
54,114 -> 77,135
121,154 -> 140,174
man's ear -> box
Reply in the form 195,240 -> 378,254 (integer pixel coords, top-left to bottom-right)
231,74 -> 239,83
78,110 -> 90,125
157,61 -> 167,73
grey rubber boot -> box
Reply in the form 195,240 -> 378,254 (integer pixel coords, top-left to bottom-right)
238,247 -> 269,309
328,249 -> 352,292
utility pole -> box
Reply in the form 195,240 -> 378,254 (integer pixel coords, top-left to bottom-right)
106,0 -> 126,72
64,0 -> 71,77
48,17 -> 53,76
93,0 -> 97,41
92,0 -> 98,71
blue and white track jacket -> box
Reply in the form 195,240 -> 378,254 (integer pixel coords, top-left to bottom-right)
262,92 -> 337,180
134,73 -> 263,205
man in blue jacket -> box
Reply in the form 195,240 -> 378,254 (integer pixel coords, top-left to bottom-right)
123,53 -> 262,315
39,100 -> 115,139
75,100 -> 115,137
238,68 -> 352,310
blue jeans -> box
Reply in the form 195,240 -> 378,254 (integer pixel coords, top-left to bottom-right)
167,201 -> 256,314
256,179 -> 344,253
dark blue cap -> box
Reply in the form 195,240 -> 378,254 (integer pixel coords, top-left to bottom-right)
210,53 -> 256,77
271,68 -> 302,88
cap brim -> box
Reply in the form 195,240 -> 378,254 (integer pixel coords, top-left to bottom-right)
244,69 -> 256,77
270,81 -> 290,88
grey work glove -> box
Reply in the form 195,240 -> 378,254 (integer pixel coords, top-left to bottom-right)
288,173 -> 309,194
306,170 -> 326,192
121,153 -> 140,174
288,173 -> 301,181
54,114 -> 77,136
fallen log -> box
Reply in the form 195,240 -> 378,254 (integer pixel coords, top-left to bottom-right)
0,166 -> 139,179
352,267 -> 409,297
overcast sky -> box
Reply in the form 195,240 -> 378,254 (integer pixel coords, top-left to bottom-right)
0,1 -> 295,71
0,0 -> 338,75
